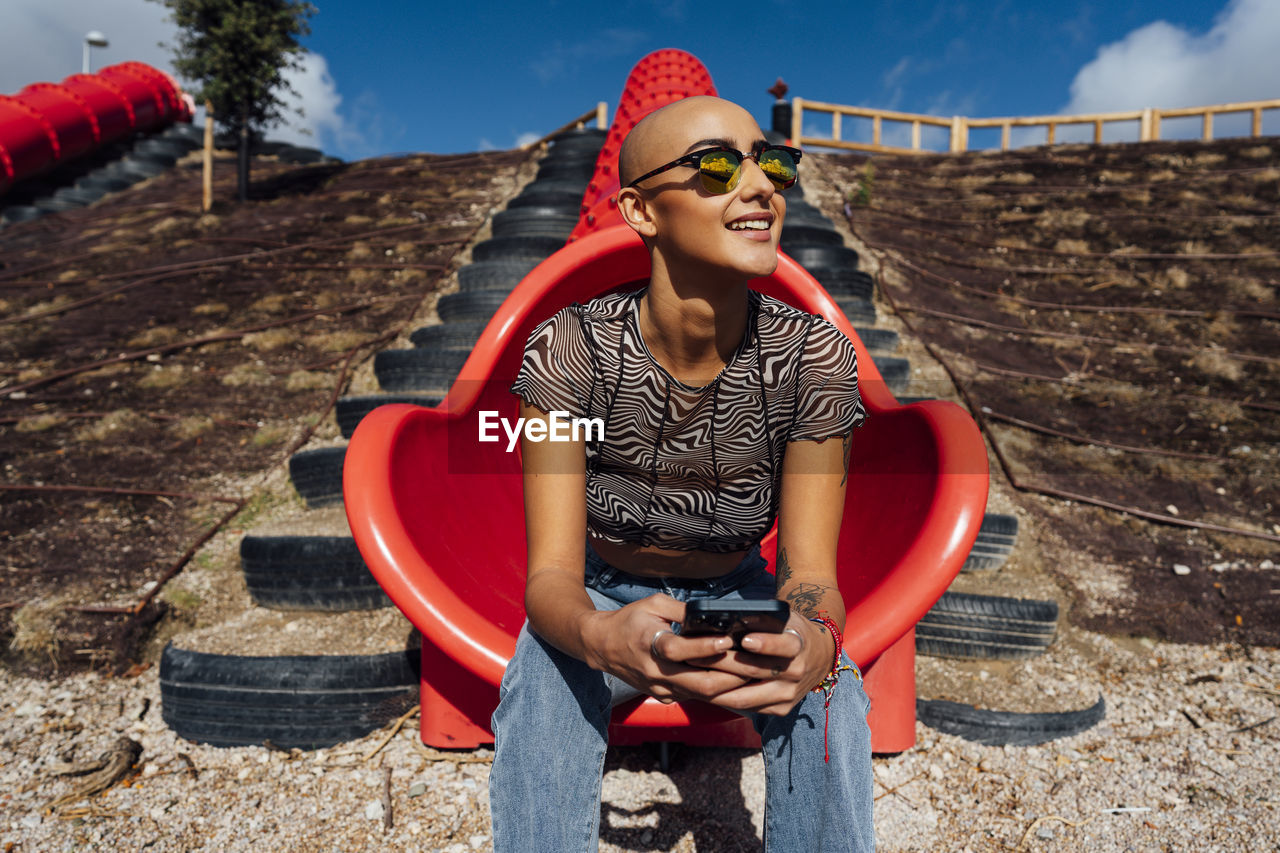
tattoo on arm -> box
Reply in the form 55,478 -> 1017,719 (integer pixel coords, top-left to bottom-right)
840,431 -> 852,487
775,546 -> 793,590
784,582 -> 836,618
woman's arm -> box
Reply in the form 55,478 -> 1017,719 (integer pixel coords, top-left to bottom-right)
518,400 -> 749,702
702,430 -> 852,716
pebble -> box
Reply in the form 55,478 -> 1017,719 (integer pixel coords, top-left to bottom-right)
1173,564 -> 1192,576
13,702 -> 44,717
1036,824 -> 1056,839
408,781 -> 426,798
364,801 -> 384,821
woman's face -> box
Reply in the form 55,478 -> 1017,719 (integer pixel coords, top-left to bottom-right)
624,99 -> 787,284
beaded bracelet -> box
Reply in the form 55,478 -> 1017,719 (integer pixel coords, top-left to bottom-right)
809,616 -> 856,762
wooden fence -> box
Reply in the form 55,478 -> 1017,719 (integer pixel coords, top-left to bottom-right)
791,97 -> 1280,155
522,103 -> 609,150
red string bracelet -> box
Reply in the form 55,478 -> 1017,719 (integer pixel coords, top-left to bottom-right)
809,616 -> 856,762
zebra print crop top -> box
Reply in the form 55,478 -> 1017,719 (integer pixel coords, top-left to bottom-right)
510,288 -> 868,553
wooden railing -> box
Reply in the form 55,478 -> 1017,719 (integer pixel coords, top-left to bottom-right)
522,103 -> 609,151
791,97 -> 1280,155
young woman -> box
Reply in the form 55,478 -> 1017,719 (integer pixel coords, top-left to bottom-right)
490,96 -> 874,852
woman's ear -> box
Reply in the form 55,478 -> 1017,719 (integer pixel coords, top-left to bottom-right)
616,186 -> 658,239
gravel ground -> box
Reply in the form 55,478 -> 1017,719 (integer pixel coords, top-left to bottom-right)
2,636 -> 1276,851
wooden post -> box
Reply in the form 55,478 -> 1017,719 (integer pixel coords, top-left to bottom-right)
1151,110 -> 1161,141
1093,119 -> 1103,144
1001,122 -> 1010,151
791,97 -> 803,148
872,114 -> 881,147
1203,110 -> 1214,141
1253,107 -> 1262,137
202,100 -> 213,212
911,120 -> 921,151
1139,108 -> 1153,142
595,101 -> 608,130
949,116 -> 964,152
1046,122 -> 1055,145
832,110 -> 842,143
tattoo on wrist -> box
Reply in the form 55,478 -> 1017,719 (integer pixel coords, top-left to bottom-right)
784,582 -> 834,617
840,432 -> 852,487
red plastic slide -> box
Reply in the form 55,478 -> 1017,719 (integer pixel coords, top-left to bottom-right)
344,50 -> 989,753
0,62 -> 191,197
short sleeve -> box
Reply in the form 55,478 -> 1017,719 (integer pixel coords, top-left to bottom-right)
509,306 -> 592,418
789,318 -> 868,441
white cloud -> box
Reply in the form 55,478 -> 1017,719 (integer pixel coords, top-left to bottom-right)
1062,0 -> 1280,114
2,0 -> 369,159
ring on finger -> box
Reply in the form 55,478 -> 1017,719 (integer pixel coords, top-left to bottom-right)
650,628 -> 673,659
783,627 -> 805,649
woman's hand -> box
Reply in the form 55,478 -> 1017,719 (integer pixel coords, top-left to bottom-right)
581,594 -> 753,704
694,610 -> 836,716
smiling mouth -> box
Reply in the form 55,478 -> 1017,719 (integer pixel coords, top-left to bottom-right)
727,220 -> 771,231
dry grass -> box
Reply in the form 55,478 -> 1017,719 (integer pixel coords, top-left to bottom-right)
148,217 -> 184,235
250,423 -> 291,447
1224,275 -> 1276,302
346,267 -> 384,286
1054,238 -> 1092,255
284,370 -> 331,392
1035,208 -> 1091,230
74,408 -> 148,442
1147,169 -> 1179,183
127,326 -> 182,349
343,215 -> 374,225
1240,145 -> 1272,160
220,363 -> 272,387
1180,240 -> 1213,255
8,594 -> 71,663
1191,152 -> 1227,167
193,302 -> 229,316
14,413 -> 65,433
240,329 -> 300,351
137,364 -> 188,390
346,241 -> 373,261
307,330 -> 373,352
248,293 -> 291,314
1097,170 -> 1132,183
171,415 -> 215,439
1189,347 -> 1245,382
1156,266 -> 1192,290
1248,167 -> 1280,182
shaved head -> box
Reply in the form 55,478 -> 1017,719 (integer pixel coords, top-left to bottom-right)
618,96 -> 763,187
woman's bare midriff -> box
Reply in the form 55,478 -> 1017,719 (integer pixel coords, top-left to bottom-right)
588,535 -> 750,579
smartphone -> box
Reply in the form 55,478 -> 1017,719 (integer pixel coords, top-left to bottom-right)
680,600 -> 790,649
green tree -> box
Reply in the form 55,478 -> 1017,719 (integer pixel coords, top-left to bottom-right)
154,0 -> 316,201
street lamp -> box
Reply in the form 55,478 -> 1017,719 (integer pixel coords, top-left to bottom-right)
83,31 -> 109,74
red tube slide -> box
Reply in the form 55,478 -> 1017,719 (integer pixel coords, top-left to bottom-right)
343,51 -> 989,753
0,62 -> 189,197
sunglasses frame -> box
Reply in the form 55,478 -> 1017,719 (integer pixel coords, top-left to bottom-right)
625,142 -> 803,193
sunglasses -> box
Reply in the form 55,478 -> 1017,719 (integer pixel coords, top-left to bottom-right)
626,143 -> 803,194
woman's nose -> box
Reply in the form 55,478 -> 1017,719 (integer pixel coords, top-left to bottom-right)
735,155 -> 776,200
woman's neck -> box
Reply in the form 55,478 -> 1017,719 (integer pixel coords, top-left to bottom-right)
638,272 -> 751,382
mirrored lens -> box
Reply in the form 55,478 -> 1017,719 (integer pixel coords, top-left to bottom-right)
758,148 -> 798,189
698,150 -> 743,193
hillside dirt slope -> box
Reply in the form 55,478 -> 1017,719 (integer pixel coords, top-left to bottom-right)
817,138 -> 1278,648
0,147 -> 530,674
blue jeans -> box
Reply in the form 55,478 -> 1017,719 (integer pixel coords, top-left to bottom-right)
489,542 -> 875,851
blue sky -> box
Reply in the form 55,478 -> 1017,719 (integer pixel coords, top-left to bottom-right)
4,0 -> 1279,160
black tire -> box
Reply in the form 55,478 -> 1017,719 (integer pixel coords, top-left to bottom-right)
160,644 -> 420,749
374,348 -> 469,393
1,205 -> 45,224
53,186 -> 105,206
815,269 -> 875,300
335,394 -> 443,439
916,695 -> 1105,746
512,178 -> 589,202
960,544 -> 1013,572
133,138 -> 191,158
33,195 -> 82,213
409,322 -> 487,350
923,591 -> 1059,627
472,236 -> 564,262
458,259 -> 540,292
835,296 -> 876,326
787,245 -> 860,271
916,633 -> 1051,661
874,355 -> 909,394
115,156 -> 170,178
492,207 -> 579,238
536,159 -> 596,182
918,591 -> 1058,657
77,173 -> 134,193
161,123 -> 204,145
507,189 -> 584,211
240,535 -> 391,611
854,327 -> 899,353
437,289 -> 511,323
780,224 -> 844,248
288,447 -> 346,508
549,127 -> 606,152
978,512 -> 1019,540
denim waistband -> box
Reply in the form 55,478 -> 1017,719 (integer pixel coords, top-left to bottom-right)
583,539 -> 768,597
